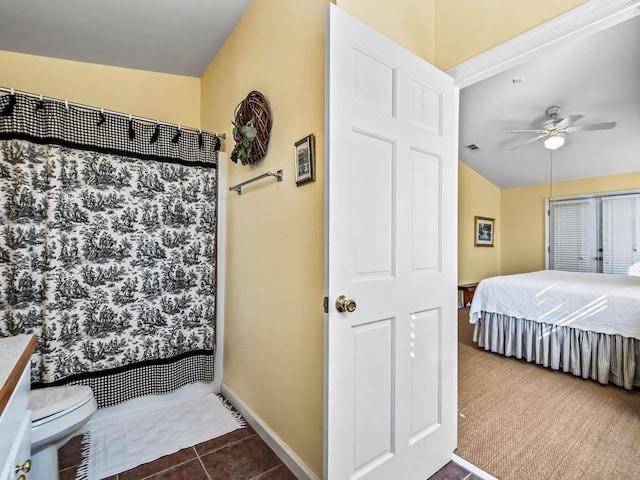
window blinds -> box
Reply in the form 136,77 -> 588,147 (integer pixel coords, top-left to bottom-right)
549,194 -> 640,274
550,198 -> 597,272
601,195 -> 640,274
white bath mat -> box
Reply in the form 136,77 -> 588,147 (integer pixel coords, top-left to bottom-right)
77,392 -> 244,480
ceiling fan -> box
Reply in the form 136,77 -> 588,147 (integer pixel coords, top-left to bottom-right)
508,106 -> 617,150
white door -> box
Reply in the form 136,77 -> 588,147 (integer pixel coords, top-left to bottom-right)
601,194 -> 640,274
324,5 -> 458,480
549,198 -> 598,272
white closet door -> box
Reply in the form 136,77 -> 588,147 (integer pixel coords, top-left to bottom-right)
601,195 -> 640,275
550,198 -> 598,272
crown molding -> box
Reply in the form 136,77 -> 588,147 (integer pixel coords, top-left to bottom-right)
448,0 -> 640,88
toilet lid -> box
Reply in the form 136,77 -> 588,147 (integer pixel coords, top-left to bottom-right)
29,385 -> 94,422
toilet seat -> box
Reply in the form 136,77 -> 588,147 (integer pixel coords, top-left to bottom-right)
29,385 -> 97,480
30,385 -> 94,426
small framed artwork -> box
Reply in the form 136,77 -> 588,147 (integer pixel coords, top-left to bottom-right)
294,134 -> 315,186
474,216 -> 495,247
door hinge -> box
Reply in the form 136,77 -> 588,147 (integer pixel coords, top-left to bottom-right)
323,296 -> 329,314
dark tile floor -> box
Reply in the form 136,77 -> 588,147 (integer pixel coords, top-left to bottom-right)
57,421 -> 478,480
58,425 -> 297,480
429,462 -> 481,480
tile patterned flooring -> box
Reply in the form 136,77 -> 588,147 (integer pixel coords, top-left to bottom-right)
57,422 -> 479,480
430,462 -> 482,480
58,425 -> 297,480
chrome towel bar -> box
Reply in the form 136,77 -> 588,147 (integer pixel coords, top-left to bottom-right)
229,169 -> 283,195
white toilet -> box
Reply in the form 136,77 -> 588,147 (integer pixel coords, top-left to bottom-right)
28,385 -> 98,480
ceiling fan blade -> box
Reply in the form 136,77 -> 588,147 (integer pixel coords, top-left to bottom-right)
507,129 -> 546,134
565,121 -> 617,133
555,114 -> 585,129
508,133 -> 547,151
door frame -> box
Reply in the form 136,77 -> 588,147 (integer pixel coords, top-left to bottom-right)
213,152 -> 227,394
448,0 -> 640,476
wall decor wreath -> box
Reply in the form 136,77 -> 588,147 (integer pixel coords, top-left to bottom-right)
231,91 -> 272,165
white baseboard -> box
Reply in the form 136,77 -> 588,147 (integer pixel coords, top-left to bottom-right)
452,454 -> 499,480
221,383 -> 319,480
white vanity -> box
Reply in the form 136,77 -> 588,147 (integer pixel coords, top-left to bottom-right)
0,335 -> 36,480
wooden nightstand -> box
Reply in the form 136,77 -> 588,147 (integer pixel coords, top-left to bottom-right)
458,283 -> 478,307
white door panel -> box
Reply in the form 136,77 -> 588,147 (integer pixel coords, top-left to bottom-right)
325,5 -> 458,480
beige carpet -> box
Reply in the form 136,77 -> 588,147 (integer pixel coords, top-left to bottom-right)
456,307 -> 640,480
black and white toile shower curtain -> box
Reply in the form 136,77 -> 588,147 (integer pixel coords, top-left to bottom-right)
0,93 -> 220,407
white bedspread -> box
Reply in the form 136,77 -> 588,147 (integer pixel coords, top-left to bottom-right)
469,270 -> 640,339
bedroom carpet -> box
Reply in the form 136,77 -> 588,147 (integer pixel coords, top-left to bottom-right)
456,307 -> 640,480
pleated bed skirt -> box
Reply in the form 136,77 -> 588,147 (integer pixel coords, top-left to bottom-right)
472,311 -> 640,390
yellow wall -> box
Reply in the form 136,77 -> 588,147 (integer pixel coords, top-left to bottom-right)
501,171 -> 640,275
200,0 -> 328,475
458,162 -> 501,284
0,50 -> 201,126
337,0 -> 436,63
434,0 -> 584,70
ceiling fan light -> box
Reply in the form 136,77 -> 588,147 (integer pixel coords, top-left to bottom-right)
544,134 -> 565,150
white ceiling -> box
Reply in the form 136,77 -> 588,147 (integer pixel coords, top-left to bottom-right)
0,0 -> 253,77
459,14 -> 640,189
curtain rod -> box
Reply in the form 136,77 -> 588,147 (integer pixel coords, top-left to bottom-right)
0,86 -> 225,139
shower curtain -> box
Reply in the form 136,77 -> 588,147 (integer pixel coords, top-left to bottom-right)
0,93 -> 220,407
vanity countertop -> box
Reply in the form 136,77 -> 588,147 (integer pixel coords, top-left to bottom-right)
0,335 -> 36,416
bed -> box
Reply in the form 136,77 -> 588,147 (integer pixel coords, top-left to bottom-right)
469,270 -> 640,389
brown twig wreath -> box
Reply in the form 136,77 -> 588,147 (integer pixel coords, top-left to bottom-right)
231,91 -> 272,165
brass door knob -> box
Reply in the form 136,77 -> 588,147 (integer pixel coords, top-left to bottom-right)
18,476 -> 26,480
336,295 -> 357,313
14,458 -> 31,473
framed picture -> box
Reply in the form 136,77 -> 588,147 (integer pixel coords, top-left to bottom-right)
474,216 -> 495,247
294,134 -> 315,186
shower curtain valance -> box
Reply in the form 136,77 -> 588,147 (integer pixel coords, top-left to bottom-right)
0,93 -> 220,168
0,91 -> 219,407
